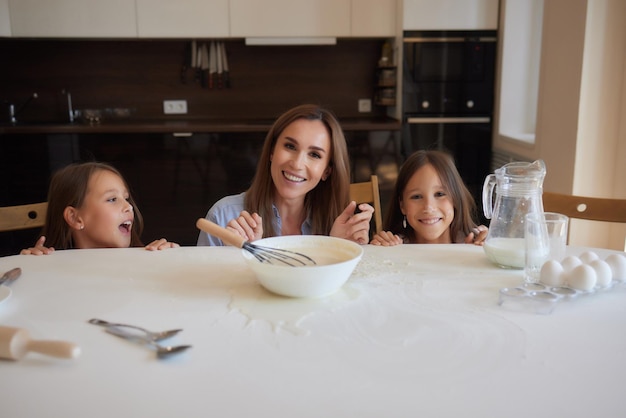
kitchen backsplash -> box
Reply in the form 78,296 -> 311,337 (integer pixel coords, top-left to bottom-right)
0,38 -> 387,124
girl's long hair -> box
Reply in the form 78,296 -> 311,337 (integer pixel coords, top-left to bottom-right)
244,104 -> 351,236
384,150 -> 478,243
41,162 -> 144,249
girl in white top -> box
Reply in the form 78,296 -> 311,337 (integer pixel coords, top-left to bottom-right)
371,150 -> 488,246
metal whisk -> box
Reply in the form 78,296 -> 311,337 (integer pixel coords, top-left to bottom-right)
196,218 -> 316,267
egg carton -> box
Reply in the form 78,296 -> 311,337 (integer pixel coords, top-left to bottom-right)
498,281 -> 621,315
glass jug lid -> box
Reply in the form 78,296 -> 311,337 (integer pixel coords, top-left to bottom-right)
496,159 -> 546,179
495,159 -> 546,188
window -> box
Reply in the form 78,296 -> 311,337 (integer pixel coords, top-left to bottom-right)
497,0 -> 543,143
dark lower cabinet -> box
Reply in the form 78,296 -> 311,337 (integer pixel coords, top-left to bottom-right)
1,129 -> 401,256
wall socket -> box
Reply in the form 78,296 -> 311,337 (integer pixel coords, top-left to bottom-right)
163,100 -> 188,114
358,98 -> 372,113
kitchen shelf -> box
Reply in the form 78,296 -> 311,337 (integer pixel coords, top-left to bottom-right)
374,66 -> 397,106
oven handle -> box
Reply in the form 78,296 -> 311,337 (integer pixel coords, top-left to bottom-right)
406,117 -> 491,124
404,37 -> 497,43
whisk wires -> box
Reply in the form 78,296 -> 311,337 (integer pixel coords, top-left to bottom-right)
245,243 -> 316,267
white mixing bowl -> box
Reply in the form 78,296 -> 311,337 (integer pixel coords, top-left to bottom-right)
242,235 -> 364,298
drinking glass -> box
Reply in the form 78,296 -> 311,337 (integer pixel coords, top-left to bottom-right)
524,212 -> 569,283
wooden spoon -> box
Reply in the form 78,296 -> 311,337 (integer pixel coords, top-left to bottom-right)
0,326 -> 80,361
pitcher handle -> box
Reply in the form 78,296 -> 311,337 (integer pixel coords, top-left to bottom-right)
482,174 -> 496,219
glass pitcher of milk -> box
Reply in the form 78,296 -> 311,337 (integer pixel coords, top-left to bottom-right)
482,159 -> 546,268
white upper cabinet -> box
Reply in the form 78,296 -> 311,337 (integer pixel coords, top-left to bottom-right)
351,0 -> 397,37
9,0 -> 137,37
403,0 -> 499,30
0,0 -> 11,36
230,0 -> 351,37
136,0 -> 229,38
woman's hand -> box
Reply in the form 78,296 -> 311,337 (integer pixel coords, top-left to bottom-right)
370,231 -> 403,246
330,201 -> 374,244
145,238 -> 180,251
20,236 -> 55,255
464,225 -> 488,246
226,210 -> 263,242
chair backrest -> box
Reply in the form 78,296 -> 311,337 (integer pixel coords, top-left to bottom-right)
542,192 -> 626,223
0,202 -> 48,232
349,175 -> 383,234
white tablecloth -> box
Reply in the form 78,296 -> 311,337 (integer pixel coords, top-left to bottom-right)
0,245 -> 625,418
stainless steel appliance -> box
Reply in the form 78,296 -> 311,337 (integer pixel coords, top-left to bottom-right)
402,30 -> 497,219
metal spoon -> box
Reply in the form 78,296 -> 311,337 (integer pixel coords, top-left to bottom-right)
105,327 -> 191,359
0,268 -> 21,286
87,318 -> 182,341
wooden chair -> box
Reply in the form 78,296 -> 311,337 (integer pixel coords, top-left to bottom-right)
542,192 -> 626,243
0,202 -> 48,233
349,175 -> 383,234
542,192 -> 626,223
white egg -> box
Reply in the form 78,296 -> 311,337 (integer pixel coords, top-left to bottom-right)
588,259 -> 613,288
539,260 -> 565,287
579,251 -> 600,264
567,264 -> 597,291
605,253 -> 626,282
561,256 -> 582,273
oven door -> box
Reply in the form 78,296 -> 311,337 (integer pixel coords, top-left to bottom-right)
403,31 -> 496,115
403,31 -> 497,83
402,116 -> 492,222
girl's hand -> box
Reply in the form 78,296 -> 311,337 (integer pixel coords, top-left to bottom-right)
20,236 -> 55,256
226,210 -> 263,242
145,238 -> 180,251
464,225 -> 488,246
370,231 -> 403,246
330,201 -> 374,245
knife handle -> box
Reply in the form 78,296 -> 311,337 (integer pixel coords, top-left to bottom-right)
223,71 -> 230,88
209,73 -> 214,89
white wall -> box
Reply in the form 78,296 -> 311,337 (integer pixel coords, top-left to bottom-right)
574,0 -> 626,250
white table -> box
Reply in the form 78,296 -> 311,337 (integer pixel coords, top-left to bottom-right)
1,245 -> 625,418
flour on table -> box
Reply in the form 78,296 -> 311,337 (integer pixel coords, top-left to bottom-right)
228,283 -> 360,336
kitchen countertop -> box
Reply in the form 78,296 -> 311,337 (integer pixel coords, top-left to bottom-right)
0,117 -> 402,135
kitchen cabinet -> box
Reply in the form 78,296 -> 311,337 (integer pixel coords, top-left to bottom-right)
0,0 -> 10,36
136,0 -> 229,38
403,0 -> 499,30
8,0 -> 137,37
351,0 -> 397,37
230,0 -> 351,37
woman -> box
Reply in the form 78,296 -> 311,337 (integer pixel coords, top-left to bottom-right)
197,104 -> 374,246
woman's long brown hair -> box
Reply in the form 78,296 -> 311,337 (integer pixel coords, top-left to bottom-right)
244,104 -> 351,237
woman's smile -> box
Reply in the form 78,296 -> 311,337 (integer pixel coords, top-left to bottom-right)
282,170 -> 306,183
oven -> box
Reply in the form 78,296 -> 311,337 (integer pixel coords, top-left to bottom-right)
401,30 -> 497,221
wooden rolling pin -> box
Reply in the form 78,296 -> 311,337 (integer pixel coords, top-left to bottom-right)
0,326 -> 81,361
